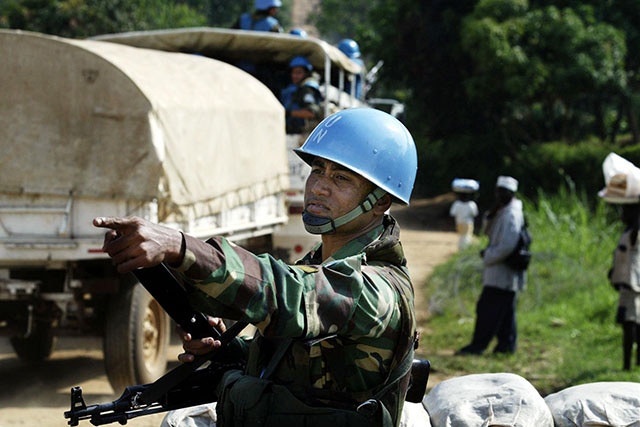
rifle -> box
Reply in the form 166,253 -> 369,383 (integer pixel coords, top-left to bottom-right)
64,264 -> 431,425
363,59 -> 383,96
64,263 -> 248,426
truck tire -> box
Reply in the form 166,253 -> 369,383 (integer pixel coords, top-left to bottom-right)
10,319 -> 56,363
103,276 -> 170,392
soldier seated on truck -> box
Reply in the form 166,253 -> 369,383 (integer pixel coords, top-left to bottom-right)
233,0 -> 283,33
280,55 -> 323,135
94,108 -> 420,427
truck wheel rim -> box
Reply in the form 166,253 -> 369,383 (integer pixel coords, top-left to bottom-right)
142,300 -> 162,367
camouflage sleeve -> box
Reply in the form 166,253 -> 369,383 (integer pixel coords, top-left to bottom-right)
178,235 -> 402,342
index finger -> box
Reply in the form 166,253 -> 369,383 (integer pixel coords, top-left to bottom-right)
93,216 -> 135,231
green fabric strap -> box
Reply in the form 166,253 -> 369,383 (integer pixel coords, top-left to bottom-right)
304,187 -> 387,234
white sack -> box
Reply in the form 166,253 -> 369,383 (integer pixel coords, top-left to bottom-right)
599,152 -> 640,201
161,403 -> 217,427
423,373 -> 553,427
400,401 -> 433,427
161,400 -> 433,427
544,382 -> 640,427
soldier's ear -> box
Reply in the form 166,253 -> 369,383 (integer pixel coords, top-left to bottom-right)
374,194 -> 392,213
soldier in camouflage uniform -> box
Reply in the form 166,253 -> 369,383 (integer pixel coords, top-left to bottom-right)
94,108 -> 419,427
281,56 -> 323,135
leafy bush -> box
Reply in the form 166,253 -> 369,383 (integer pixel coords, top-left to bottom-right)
512,141 -> 610,200
415,132 -> 510,200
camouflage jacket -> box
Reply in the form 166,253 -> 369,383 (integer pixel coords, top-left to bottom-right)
179,215 -> 415,400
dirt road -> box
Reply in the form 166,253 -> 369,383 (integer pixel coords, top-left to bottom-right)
0,198 -> 458,427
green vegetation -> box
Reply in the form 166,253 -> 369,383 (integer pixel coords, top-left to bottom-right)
3,2 -> 640,199
0,1 -> 293,38
418,188 -> 640,395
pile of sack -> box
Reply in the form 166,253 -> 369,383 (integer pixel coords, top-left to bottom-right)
401,373 -> 640,427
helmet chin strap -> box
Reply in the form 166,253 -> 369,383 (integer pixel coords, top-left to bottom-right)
302,187 -> 387,235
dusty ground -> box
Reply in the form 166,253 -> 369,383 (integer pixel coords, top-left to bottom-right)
0,197 -> 458,427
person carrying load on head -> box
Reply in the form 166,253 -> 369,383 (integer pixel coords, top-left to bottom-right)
599,152 -> 640,371
449,178 -> 480,250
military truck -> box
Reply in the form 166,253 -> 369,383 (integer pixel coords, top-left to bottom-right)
0,27 -> 369,392
0,29 -> 290,391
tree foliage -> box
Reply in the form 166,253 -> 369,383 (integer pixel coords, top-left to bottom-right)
361,0 -> 640,196
185,0 -> 250,28
365,0 -> 628,143
0,0 -> 292,37
460,1 -> 627,143
310,0 -> 374,44
0,0 -> 209,37
363,0 -> 479,136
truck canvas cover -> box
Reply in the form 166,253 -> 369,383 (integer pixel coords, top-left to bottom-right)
92,27 -> 366,115
0,29 -> 288,225
91,27 -> 363,75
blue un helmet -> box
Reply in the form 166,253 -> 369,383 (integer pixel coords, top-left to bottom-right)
337,38 -> 361,59
295,108 -> 418,234
255,0 -> 282,9
289,56 -> 313,72
289,28 -> 308,37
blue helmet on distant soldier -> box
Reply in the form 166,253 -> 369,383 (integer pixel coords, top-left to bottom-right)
289,28 -> 308,37
255,0 -> 281,10
337,39 -> 361,59
289,56 -> 313,72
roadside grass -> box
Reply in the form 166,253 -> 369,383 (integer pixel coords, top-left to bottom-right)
417,187 -> 640,396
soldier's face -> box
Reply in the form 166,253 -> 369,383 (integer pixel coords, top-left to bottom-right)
291,67 -> 306,85
304,158 -> 374,221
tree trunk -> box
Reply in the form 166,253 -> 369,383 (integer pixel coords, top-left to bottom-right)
627,94 -> 640,144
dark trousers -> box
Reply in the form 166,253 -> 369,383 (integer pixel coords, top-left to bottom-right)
468,286 -> 517,353
622,321 -> 640,370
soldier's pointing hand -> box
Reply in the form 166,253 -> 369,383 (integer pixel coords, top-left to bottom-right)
93,216 -> 183,273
